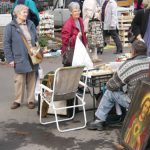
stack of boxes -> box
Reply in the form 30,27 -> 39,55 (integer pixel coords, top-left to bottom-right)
39,11 -> 54,38
118,15 -> 134,47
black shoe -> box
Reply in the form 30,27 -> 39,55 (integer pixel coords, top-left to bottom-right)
86,120 -> 106,131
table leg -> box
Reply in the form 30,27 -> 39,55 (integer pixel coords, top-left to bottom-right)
92,86 -> 96,120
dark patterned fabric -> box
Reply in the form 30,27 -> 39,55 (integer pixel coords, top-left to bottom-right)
87,19 -> 104,49
107,55 -> 150,99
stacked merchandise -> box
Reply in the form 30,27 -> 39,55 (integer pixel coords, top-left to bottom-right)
39,11 -> 54,38
118,15 -> 134,47
0,1 -> 13,14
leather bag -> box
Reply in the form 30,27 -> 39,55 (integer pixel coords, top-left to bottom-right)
20,34 -> 43,65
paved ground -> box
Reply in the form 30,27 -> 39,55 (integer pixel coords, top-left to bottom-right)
0,47 -> 130,150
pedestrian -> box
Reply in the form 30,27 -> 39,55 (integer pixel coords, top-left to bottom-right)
86,40 -> 150,130
61,2 -> 87,67
102,0 -> 123,54
3,4 -> 39,109
82,0 -> 103,59
134,0 -> 144,11
131,0 -> 150,55
10,0 -> 40,27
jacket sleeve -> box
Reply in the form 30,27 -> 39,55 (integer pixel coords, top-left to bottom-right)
3,25 -> 14,63
61,22 -> 72,53
106,71 -> 125,91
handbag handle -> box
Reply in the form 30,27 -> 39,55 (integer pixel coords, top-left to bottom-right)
20,32 -> 33,56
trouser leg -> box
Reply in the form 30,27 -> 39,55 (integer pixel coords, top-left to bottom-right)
109,30 -> 123,52
26,71 -> 36,104
95,89 -> 130,121
14,73 -> 25,104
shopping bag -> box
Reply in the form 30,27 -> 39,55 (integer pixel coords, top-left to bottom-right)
87,19 -> 104,49
35,66 -> 44,101
72,37 -> 93,69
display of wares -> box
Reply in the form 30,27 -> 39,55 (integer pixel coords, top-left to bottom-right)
39,10 -> 54,37
0,2 -> 13,14
116,53 -> 132,62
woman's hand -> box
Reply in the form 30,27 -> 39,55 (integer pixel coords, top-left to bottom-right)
77,32 -> 82,39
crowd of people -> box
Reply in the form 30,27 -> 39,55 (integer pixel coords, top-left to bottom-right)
2,0 -> 150,147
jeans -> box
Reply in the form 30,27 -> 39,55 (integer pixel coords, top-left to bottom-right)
104,30 -> 123,52
95,89 -> 130,121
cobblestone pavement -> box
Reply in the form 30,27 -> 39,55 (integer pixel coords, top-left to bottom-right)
0,47 -> 130,150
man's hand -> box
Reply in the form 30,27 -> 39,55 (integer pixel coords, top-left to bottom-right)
9,61 -> 15,67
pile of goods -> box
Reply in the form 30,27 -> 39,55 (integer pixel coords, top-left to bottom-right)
83,64 -> 113,77
39,10 -> 54,37
116,53 -> 132,62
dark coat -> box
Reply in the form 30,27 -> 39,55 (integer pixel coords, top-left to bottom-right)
61,16 -> 87,53
131,8 -> 150,38
3,19 -> 39,73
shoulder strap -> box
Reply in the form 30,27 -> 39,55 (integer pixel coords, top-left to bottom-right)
20,33 -> 33,56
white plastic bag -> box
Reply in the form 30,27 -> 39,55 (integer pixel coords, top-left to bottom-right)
72,37 -> 93,69
35,65 -> 44,101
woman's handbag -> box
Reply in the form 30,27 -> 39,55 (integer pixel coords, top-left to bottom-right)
62,47 -> 74,66
20,34 -> 43,65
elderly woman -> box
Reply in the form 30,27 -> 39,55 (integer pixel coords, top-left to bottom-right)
61,2 -> 87,66
131,0 -> 150,55
3,4 -> 38,109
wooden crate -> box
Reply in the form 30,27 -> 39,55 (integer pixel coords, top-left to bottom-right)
118,15 -> 134,47
0,26 -> 5,49
118,15 -> 134,30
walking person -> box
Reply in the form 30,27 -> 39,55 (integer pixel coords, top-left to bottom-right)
82,0 -> 103,61
3,4 -> 38,109
102,0 -> 123,54
131,0 -> 150,55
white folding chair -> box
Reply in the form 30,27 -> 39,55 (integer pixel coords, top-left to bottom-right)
39,66 -> 88,132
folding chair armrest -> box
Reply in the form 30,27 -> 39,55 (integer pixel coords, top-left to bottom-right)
40,84 -> 53,93
79,81 -> 87,87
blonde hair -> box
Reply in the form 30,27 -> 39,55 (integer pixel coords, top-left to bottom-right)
143,0 -> 150,8
13,4 -> 28,17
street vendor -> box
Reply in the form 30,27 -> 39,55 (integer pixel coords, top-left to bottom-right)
86,40 -> 150,130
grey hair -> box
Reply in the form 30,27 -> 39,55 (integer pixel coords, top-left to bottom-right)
132,40 -> 147,55
13,4 -> 28,17
143,0 -> 150,8
68,2 -> 80,12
